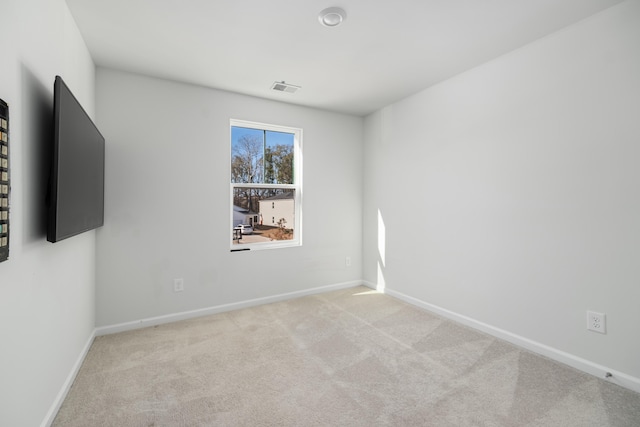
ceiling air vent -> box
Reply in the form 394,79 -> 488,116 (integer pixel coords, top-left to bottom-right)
271,81 -> 300,93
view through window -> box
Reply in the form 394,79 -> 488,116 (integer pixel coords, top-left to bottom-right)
230,120 -> 301,250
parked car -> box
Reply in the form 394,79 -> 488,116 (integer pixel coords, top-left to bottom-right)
234,224 -> 254,235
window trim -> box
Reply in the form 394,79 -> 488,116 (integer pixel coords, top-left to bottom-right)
230,119 -> 302,251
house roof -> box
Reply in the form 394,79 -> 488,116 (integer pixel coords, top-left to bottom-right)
233,205 -> 258,215
260,193 -> 294,201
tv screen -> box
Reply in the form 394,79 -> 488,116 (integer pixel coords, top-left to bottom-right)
47,76 -> 105,243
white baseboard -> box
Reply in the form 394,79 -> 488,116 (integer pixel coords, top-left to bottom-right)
369,282 -> 640,394
41,329 -> 96,427
96,280 -> 364,336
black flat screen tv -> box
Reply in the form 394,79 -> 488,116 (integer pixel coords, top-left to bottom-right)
47,76 -> 105,243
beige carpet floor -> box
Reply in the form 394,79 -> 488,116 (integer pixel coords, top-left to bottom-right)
53,286 -> 640,426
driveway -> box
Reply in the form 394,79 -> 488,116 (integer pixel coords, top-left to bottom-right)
234,234 -> 271,244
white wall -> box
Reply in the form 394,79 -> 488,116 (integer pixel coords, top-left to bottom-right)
95,69 -> 363,327
363,0 -> 640,386
0,1 -> 97,426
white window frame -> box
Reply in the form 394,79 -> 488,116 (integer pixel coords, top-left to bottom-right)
230,119 -> 302,251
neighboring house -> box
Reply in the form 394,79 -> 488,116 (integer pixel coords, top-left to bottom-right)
259,193 -> 294,229
233,205 -> 259,227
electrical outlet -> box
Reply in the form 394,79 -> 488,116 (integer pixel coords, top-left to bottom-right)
345,256 -> 351,267
174,278 -> 184,292
587,311 -> 606,334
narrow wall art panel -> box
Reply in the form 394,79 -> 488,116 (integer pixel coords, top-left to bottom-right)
0,98 -> 10,262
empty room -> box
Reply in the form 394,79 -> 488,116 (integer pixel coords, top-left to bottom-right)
1,0 -> 639,425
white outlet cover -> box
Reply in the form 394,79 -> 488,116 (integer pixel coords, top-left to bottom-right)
587,311 -> 606,334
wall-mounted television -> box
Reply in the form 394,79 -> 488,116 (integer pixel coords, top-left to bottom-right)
47,76 -> 105,243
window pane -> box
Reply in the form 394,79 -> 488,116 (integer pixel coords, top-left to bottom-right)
232,187 -> 295,245
231,126 -> 264,184
231,126 -> 295,185
264,131 -> 294,185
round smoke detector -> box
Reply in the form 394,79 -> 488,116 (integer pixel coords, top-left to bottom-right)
318,7 -> 347,27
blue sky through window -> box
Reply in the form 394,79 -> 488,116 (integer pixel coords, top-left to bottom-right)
231,127 -> 294,151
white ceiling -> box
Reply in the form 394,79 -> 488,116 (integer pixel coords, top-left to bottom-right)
65,0 -> 624,117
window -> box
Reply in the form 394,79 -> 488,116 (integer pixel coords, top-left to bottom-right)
230,120 -> 302,250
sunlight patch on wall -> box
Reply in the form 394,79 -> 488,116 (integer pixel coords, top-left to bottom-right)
377,209 -> 386,292
378,209 -> 386,267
